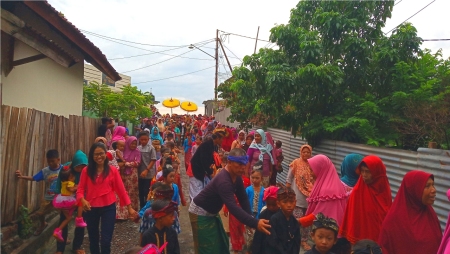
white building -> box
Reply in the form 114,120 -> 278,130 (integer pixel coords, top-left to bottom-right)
1,1 -> 121,117
84,63 -> 131,92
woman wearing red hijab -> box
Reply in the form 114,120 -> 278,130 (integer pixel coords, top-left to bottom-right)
339,155 -> 392,244
378,170 -> 442,254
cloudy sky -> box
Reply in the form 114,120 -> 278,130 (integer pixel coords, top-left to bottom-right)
48,0 -> 450,115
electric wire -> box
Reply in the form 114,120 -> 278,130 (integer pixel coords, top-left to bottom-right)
81,29 -> 192,47
222,44 -> 242,62
119,41 -> 215,73
385,0 -> 436,34
219,30 -> 270,43
83,31 -> 215,60
133,66 -> 216,84
394,0 -> 403,7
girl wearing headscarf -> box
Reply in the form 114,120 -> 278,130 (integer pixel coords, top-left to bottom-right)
306,154 -> 348,227
247,129 -> 275,187
111,126 -> 126,146
116,136 -> 141,220
438,189 -> 450,254
264,132 -> 278,186
156,118 -> 165,136
231,130 -> 246,150
379,170 -> 442,254
150,127 -> 164,146
339,155 -> 392,244
286,144 -> 315,250
55,150 -> 88,254
94,137 -> 107,144
339,153 -> 364,196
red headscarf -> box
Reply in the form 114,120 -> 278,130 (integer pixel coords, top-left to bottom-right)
339,155 -> 392,244
378,170 -> 442,254
221,128 -> 234,152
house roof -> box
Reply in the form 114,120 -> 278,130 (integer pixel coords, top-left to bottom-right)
23,1 -> 121,81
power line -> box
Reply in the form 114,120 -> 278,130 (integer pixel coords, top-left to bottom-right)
394,0 -> 403,7
83,31 -> 215,60
81,29 -> 190,47
133,66 -> 216,84
108,39 -> 215,60
219,30 -> 270,43
222,44 -> 242,62
385,0 -> 436,34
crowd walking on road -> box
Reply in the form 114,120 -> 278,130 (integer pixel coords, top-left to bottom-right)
14,112 -> 450,254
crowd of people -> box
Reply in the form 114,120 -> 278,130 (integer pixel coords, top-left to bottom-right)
13,112 -> 450,254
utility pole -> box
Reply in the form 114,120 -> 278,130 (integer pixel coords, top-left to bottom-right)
215,29 -> 219,101
254,26 -> 260,54
218,39 -> 232,73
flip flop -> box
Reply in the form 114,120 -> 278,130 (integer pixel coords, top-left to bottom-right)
33,222 -> 48,236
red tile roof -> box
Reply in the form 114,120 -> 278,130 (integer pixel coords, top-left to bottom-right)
23,1 -> 121,81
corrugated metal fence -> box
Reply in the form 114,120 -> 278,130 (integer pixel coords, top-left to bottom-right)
1,105 -> 100,225
254,127 -> 450,229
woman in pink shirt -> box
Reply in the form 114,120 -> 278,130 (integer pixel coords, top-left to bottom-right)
77,143 -> 137,254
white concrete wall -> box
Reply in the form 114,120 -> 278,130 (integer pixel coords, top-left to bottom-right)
214,107 -> 240,128
2,40 -> 84,117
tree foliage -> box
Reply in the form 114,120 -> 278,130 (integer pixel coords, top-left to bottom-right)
218,0 -> 450,149
83,82 -> 154,124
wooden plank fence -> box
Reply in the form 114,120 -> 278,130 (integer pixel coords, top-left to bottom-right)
0,105 -> 100,226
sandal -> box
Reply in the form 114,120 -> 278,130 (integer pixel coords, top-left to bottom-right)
301,241 -> 311,251
33,222 -> 48,236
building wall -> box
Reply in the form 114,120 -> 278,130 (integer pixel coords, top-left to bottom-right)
83,63 -> 131,92
2,40 -> 84,117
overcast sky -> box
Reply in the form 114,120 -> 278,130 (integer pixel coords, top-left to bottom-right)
48,0 -> 450,115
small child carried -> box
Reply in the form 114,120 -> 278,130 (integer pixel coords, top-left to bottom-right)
52,168 -> 87,242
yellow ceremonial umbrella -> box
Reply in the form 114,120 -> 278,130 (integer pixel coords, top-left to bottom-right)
180,101 -> 198,112
162,98 -> 180,115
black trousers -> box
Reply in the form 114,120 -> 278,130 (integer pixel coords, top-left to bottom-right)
138,178 -> 151,209
56,212 -> 85,252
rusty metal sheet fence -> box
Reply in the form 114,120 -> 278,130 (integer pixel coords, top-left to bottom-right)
1,105 -> 100,225
252,126 -> 450,229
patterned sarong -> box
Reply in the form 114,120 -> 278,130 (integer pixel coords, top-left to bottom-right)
189,212 -> 230,254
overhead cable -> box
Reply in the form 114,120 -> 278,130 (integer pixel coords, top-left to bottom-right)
133,66 -> 215,84
385,0 -> 436,34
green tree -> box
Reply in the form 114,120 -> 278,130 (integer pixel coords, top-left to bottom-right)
83,82 -> 154,124
219,0 -> 450,149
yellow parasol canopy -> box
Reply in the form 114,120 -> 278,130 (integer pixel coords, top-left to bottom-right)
180,101 -> 198,112
162,98 -> 180,108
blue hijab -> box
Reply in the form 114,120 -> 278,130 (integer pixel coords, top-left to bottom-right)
150,126 -> 164,145
340,153 -> 364,187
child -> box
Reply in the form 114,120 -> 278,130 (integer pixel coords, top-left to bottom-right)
165,141 -> 185,206
270,140 -> 284,186
141,200 -> 180,254
305,213 -> 339,254
15,149 -> 63,236
182,132 -> 194,171
252,186 -> 280,254
52,168 -> 87,241
246,164 -> 265,252
265,186 -> 301,254
191,137 -> 202,157
110,140 -> 125,171
138,184 -> 181,236
162,165 -> 180,206
225,173 -> 251,254
138,132 -> 157,209
137,182 -> 164,243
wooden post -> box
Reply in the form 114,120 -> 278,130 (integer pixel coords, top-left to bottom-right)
218,39 -> 232,73
254,26 -> 260,54
215,29 -> 219,100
